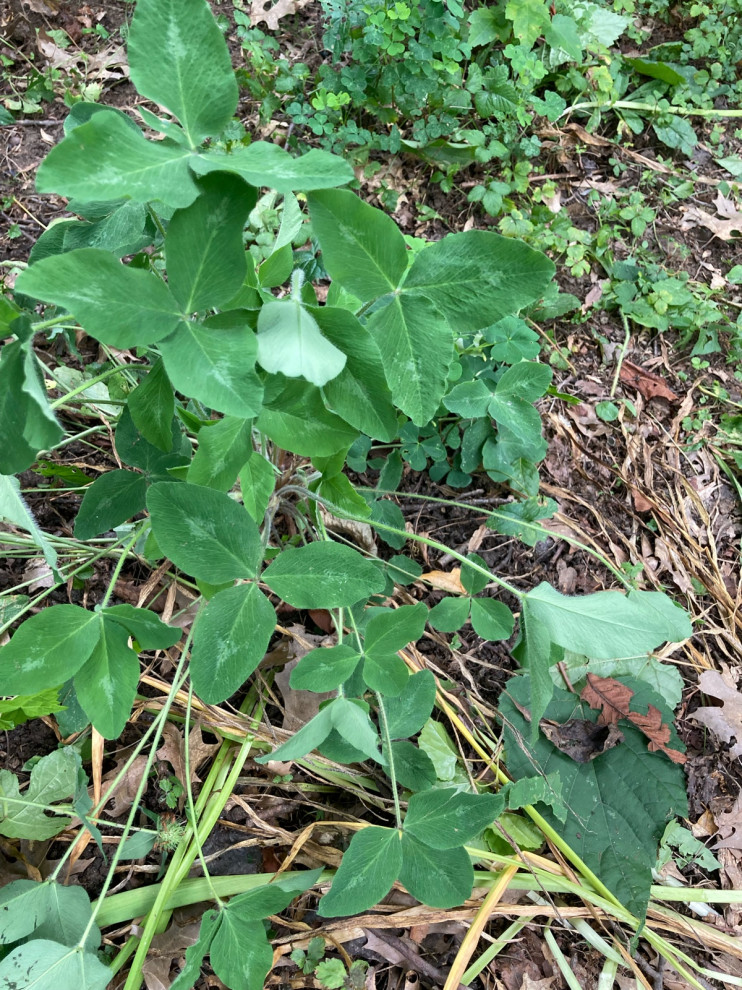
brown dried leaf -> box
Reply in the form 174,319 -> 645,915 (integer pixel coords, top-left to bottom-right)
102,754 -> 148,818
142,917 -> 202,990
158,722 -> 221,790
580,673 -> 686,764
692,669 -> 742,759
619,360 -> 677,402
539,718 -> 624,763
680,193 -> 742,241
420,568 -> 466,594
249,0 -> 311,30
714,793 -> 742,851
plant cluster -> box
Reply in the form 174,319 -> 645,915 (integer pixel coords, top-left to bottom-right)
0,2 -> 714,989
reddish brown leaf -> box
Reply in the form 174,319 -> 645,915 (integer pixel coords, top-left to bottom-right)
580,673 -> 686,764
619,360 -> 677,402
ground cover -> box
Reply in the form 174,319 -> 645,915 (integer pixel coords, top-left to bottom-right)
1,1 -> 742,989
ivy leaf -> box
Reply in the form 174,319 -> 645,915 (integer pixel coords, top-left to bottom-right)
158,320 -> 264,419
128,0 -> 238,147
0,748 -> 80,840
257,298 -> 346,386
263,542 -> 384,608
500,675 -> 688,922
290,644 -> 362,692
398,834 -> 474,907
35,110 -> 198,209
318,826 -> 402,918
402,231 -> 555,334
193,145 -> 354,193
165,173 -> 256,312
307,189 -> 408,301
73,470 -> 147,541
190,583 -> 276,703
403,787 -> 503,849
147,482 -> 263,582
16,249 -> 183,348
0,940 -> 111,990
0,605 -> 99,696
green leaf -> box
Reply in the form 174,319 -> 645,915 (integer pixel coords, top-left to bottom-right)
399,834 -> 474,907
418,719 -> 459,781
315,959 -> 347,989
228,869 -> 323,919
128,0 -> 238,147
73,469 -> 146,540
158,320 -> 264,419
120,831 -> 158,860
442,379 -> 493,419
367,293 -> 453,426
517,606 -> 555,743
0,332 -> 64,475
386,555 -> 423,587
652,117 -> 697,157
257,380 -> 358,457
523,583 -> 692,660
0,475 -> 60,580
460,553 -> 489,596
190,583 -> 275,703
364,604 -> 428,660
505,0 -> 550,47
330,697 -> 382,759
239,453 -> 275,522
544,14 -> 583,61
257,243 -> 293,289
115,408 -> 191,480
307,189 -> 408,301
362,651 -> 409,697
495,361 -> 553,402
263,541 -> 384,608
316,471 -> 371,518
0,749 -> 79,840
101,604 -> 180,649
147,482 -> 262,581
290,644 -> 362,692
210,906 -> 273,990
29,884 -> 100,950
127,360 -> 174,452
0,689 -> 64,732
193,145 -> 354,193
318,826 -> 402,917
404,787 -> 503,849
16,249 -> 182,348
387,740 -> 436,791
170,910 -> 220,990
257,298 -> 346,386
62,200 -> 153,259
0,605 -> 99,695
36,110 -> 198,208
165,173 -> 255,312
0,941 -> 111,990
385,670 -> 437,739
625,58 -> 685,85
256,705 -> 335,762
0,880 -> 54,944
552,654 -> 684,711
469,597 -> 514,641
486,496 -> 558,547
468,7 -> 504,46
429,596 -> 470,633
74,616 -> 139,738
187,416 -> 254,492
501,772 -> 567,822
500,676 -> 688,922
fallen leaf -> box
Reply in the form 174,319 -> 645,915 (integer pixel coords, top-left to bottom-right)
692,669 -> 742,759
581,673 -> 687,764
680,193 -> 742,241
142,916 -> 202,990
420,568 -> 466,594
101,754 -> 149,818
619,360 -> 677,402
156,722 -> 221,800
249,0 -> 311,31
539,718 -> 624,763
714,793 -> 742,851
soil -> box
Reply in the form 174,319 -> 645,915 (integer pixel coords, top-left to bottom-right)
2,2 -> 742,989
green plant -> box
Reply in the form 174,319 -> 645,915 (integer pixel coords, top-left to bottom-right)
0,1 -> 710,988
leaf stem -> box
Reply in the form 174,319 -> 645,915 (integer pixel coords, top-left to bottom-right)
98,525 -> 145,610
375,692 -> 402,829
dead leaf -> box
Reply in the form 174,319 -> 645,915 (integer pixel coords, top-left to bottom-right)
692,669 -> 742,759
581,673 -> 687,764
101,754 -> 149,818
420,568 -> 466,594
539,718 -> 624,763
249,0 -> 311,31
680,193 -> 742,241
714,793 -> 742,851
142,916 -> 202,990
619,360 -> 677,402
156,722 -> 220,800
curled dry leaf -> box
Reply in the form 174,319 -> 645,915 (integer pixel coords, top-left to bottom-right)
619,360 -> 678,402
156,721 -> 221,800
539,717 -> 624,763
714,793 -> 742,851
692,669 -> 742,760
680,193 -> 742,241
420,568 -> 466,594
249,0 -> 311,31
581,673 -> 687,764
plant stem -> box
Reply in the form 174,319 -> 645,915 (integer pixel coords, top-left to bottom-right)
98,525 -> 145,610
375,692 -> 402,829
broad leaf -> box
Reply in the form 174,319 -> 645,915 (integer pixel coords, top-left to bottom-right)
403,787 -> 503,849
494,361 -> 553,402
165,173 -> 255,312
128,0 -> 238,146
74,616 -> 140,738
257,298 -> 346,386
516,606 -> 555,743
429,596 -> 470,633
388,740 -> 436,791
364,604 -> 428,657
443,379 -> 493,419
263,541 -> 384,608
402,231 -> 555,332
0,475 -> 59,579
190,583 -> 275,703
228,869 -> 323,919
127,359 -> 174,452
210,907 -> 272,990
239,453 -> 275,522
385,671 -> 437,739
290,644 -> 362,692
418,719 -> 460,781
308,189 -> 408,301
367,293 -> 453,426
147,482 -> 262,581
115,407 -> 191,480
101,604 -> 180,649
16,249 -> 183,348
469,598 -> 514,641
187,416 -> 254,492
318,826 -> 402,917
36,110 -> 198,208
399,834 -> 474,907
500,675 -> 688,922
73,469 -> 146,540
170,910 -> 220,990
330,698 -> 382,760
29,884 -> 100,951
0,940 -> 111,990
158,320 -> 264,419
0,880 -> 53,944
0,605 -> 99,695
192,144 -> 354,193
257,380 -> 358,456
524,583 -> 692,659
256,704 -> 334,762
0,749 -> 79,840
